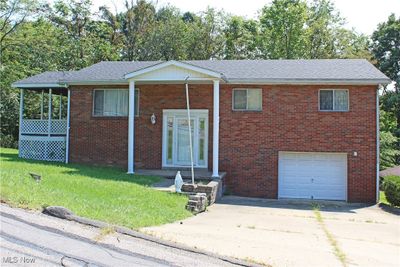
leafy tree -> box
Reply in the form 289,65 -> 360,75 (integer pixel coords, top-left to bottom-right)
224,16 -> 260,59
121,0 -> 156,60
260,0 -> 308,59
372,14 -> 400,166
0,0 -> 43,53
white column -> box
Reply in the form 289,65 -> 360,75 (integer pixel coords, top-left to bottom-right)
212,80 -> 220,178
40,89 -> 44,120
127,80 -> 135,174
48,89 -> 52,137
19,89 -> 24,157
59,94 -> 62,119
65,89 -> 71,164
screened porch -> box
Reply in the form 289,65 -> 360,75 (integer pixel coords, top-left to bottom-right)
19,88 -> 69,162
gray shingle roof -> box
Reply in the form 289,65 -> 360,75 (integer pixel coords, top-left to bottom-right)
12,59 -> 391,87
13,71 -> 75,86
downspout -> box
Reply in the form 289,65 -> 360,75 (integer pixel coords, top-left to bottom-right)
65,89 -> 71,164
376,86 -> 380,203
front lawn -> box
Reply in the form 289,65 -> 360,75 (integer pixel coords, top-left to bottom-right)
0,148 -> 191,228
380,191 -> 389,205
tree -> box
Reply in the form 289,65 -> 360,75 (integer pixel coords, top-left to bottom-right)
306,0 -> 341,58
259,0 -> 308,59
121,0 -> 156,60
372,14 -> 400,166
224,16 -> 260,59
0,0 -> 43,53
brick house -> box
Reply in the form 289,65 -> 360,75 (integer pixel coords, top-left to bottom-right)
13,59 -> 391,203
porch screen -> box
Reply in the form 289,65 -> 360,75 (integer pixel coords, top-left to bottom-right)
93,89 -> 138,116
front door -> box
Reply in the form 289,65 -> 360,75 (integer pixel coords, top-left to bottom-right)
176,118 -> 194,165
163,110 -> 208,168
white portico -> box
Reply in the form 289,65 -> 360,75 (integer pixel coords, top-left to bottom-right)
123,60 -> 223,177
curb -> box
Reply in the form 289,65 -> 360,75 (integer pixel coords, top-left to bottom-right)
43,206 -> 263,267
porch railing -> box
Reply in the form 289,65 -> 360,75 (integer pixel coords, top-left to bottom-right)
20,119 -> 67,135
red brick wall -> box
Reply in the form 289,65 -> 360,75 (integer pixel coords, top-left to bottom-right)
69,84 -> 213,169
219,84 -> 377,203
69,83 -> 377,203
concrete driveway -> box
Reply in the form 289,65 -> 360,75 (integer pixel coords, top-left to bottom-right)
142,196 -> 400,267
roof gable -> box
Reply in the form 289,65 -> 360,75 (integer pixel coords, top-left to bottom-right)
124,60 -> 222,81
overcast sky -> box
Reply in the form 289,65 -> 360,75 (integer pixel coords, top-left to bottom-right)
91,0 -> 399,35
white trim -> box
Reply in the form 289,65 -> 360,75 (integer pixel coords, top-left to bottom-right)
12,83 -> 67,88
162,109 -> 209,168
124,60 -> 222,80
232,88 -> 263,111
318,89 -> 349,112
65,89 -> 71,164
278,151 -> 348,201
127,81 -> 135,174
212,80 -> 220,177
228,79 -> 391,85
376,86 -> 380,202
19,135 -> 66,142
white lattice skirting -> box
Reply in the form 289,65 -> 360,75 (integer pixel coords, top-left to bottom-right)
19,136 -> 66,162
21,120 -> 67,135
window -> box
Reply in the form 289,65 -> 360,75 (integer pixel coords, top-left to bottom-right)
93,89 -> 139,116
233,89 -> 262,111
319,89 -> 348,111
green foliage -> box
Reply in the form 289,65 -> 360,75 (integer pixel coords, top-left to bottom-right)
260,0 -> 308,59
0,148 -> 191,228
371,14 -> 400,89
382,176 -> 400,207
0,0 -> 391,148
380,131 -> 399,170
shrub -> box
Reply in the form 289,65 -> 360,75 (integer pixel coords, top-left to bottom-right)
382,175 -> 400,207
0,134 -> 18,148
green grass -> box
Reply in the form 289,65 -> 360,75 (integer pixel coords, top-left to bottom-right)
380,191 -> 389,205
0,148 -> 191,229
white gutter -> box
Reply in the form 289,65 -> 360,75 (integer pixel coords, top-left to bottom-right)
228,79 -> 392,85
376,86 -> 380,203
11,83 -> 67,88
65,89 -> 71,164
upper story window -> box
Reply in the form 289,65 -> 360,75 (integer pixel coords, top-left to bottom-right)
93,89 -> 139,117
233,89 -> 262,111
319,89 -> 349,112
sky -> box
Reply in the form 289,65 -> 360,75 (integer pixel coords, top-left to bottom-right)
90,0 -> 399,35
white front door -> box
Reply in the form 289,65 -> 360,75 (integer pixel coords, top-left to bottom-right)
163,110 -> 208,168
278,152 -> 347,200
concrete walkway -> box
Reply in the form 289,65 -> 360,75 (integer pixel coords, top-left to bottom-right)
142,196 -> 400,267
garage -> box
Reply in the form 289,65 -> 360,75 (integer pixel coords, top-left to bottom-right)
278,152 -> 347,200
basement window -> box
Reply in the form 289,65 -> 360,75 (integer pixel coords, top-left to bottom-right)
93,89 -> 139,117
319,89 -> 349,112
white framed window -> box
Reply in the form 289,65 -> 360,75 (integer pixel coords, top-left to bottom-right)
93,89 -> 139,117
319,89 -> 349,112
232,89 -> 262,111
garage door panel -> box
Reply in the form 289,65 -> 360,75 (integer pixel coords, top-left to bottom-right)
278,152 -> 347,201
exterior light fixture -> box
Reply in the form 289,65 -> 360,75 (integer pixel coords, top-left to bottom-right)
150,113 -> 156,125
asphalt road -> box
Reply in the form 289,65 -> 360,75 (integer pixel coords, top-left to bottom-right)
0,205 -> 241,267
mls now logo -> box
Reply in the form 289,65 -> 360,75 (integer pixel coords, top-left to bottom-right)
2,257 -> 18,264
2,256 -> 36,264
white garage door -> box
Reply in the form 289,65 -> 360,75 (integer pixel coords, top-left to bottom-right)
278,152 -> 347,200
